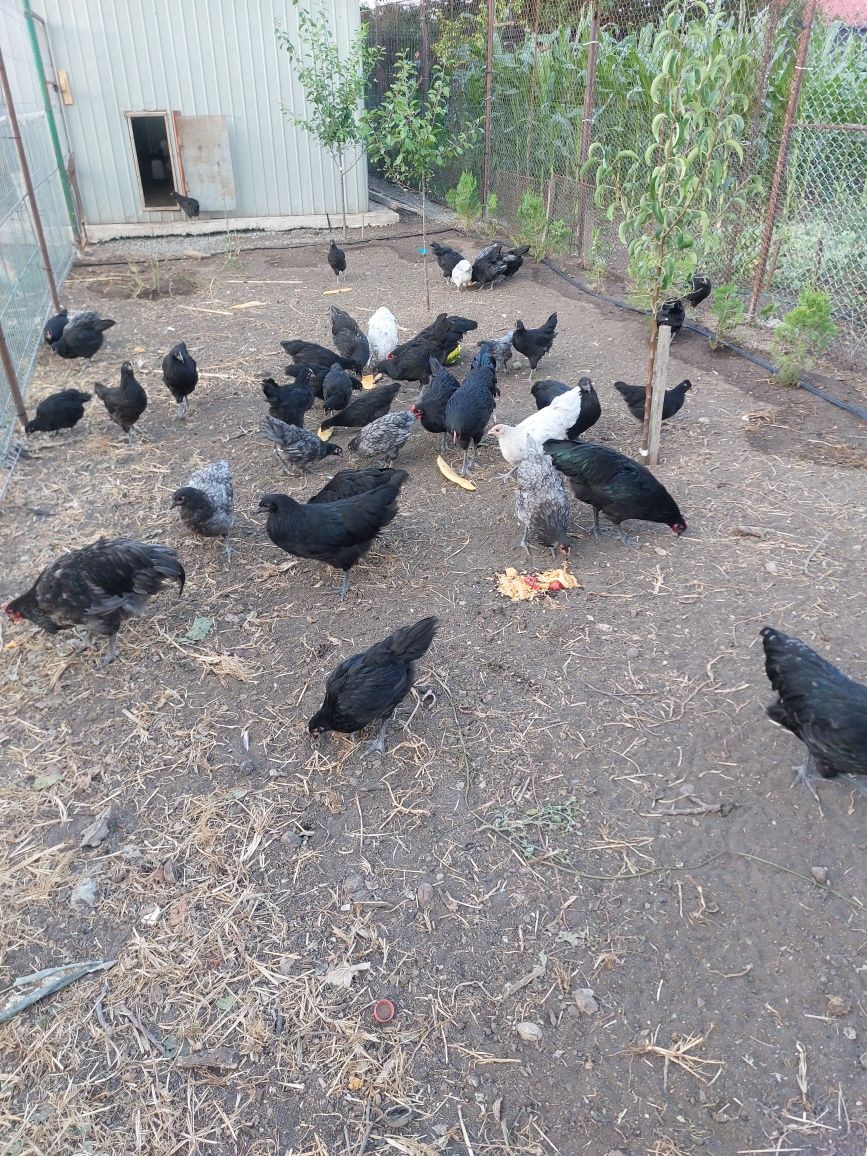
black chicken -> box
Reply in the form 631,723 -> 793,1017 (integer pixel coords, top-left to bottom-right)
4,538 -> 185,665
683,273 -> 711,309
411,358 -> 461,452
323,364 -> 356,414
656,299 -> 685,336
309,468 -> 409,504
761,626 -> 867,801
378,315 -> 477,384
161,342 -> 198,418
25,389 -> 91,436
94,362 -> 148,444
614,379 -> 692,423
501,244 -> 530,279
280,339 -> 354,371
320,381 -> 401,433
544,439 -> 686,542
258,475 -> 402,598
170,191 -> 200,218
328,239 -> 346,282
285,362 -> 341,401
471,242 -> 505,288
512,312 -> 557,381
51,312 -> 116,360
330,306 -> 370,372
431,241 -> 465,280
308,616 -> 438,752
445,348 -> 498,475
262,374 -> 315,428
532,377 -> 600,438
44,307 -> 70,346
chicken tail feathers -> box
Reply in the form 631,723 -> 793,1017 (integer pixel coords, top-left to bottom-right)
384,616 -> 439,662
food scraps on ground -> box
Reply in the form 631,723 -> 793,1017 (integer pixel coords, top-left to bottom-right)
496,566 -> 579,602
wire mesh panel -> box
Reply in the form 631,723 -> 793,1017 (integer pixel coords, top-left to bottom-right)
362,0 -> 867,365
0,0 -> 76,496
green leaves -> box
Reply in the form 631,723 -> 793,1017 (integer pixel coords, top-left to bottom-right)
585,0 -> 753,305
772,289 -> 838,384
365,56 -> 479,189
275,4 -> 381,157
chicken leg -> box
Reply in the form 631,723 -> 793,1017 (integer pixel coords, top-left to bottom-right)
99,633 -> 119,667
367,716 -> 390,755
792,754 -> 823,805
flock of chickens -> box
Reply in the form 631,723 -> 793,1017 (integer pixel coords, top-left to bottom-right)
3,236 -> 866,795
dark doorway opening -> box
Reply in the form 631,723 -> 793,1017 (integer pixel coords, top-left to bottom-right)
128,114 -> 176,209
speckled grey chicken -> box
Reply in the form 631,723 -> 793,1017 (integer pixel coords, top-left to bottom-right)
171,461 -> 235,557
3,538 -> 185,665
261,415 -> 343,473
348,410 -> 417,465
515,442 -> 571,558
473,335 -> 513,376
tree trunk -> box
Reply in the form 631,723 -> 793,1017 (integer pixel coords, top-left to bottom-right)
640,312 -> 659,456
646,323 -> 672,466
422,176 -> 430,312
338,153 -> 348,242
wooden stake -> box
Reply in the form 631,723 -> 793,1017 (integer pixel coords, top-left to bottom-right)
646,323 -> 672,467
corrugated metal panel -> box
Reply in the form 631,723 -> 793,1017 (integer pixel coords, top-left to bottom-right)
37,0 -> 368,224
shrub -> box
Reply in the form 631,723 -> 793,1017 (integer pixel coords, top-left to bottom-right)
709,283 -> 745,350
514,192 -> 569,259
446,171 -> 483,227
772,289 -> 837,385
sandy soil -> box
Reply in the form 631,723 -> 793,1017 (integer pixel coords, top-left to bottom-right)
1,228 -> 865,1156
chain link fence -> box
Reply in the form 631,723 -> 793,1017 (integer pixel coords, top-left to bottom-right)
0,0 -> 78,497
362,0 -> 867,365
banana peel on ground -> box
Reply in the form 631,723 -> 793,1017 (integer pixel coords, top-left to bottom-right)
496,566 -> 579,602
317,426 -> 333,441
436,454 -> 476,491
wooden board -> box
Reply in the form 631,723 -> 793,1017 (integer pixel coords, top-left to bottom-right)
173,114 -> 236,211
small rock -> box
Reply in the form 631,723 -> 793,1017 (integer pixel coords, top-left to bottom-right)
121,844 -> 147,867
342,872 -> 365,897
765,560 -> 778,575
282,832 -> 303,850
516,1021 -> 543,1043
859,1052 -> 867,1069
416,882 -> 434,908
80,806 -> 113,848
810,866 -> 828,885
596,623 -> 613,634
626,646 -> 640,659
826,994 -> 849,1017
697,416 -> 710,425
70,878 -> 98,910
574,988 -> 599,1016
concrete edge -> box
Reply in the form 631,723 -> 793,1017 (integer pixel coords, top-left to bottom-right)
84,207 -> 400,243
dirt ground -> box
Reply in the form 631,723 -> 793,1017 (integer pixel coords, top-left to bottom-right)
1,226 -> 866,1156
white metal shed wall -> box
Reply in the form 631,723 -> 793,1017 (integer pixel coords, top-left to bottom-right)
38,0 -> 368,225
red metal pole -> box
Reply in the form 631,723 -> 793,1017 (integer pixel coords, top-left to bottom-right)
748,0 -> 818,319
0,321 -> 29,427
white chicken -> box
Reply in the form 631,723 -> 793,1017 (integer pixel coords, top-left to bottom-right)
451,260 -> 473,291
366,307 -> 398,369
488,386 -> 584,473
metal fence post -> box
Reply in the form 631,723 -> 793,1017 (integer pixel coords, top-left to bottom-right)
0,45 -> 62,312
748,0 -> 818,319
482,0 -> 495,209
0,322 -> 29,428
22,0 -> 82,247
575,2 -> 600,264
